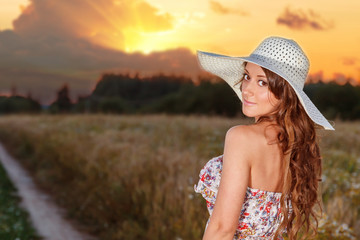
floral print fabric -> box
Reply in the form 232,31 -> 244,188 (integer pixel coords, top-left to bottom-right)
194,155 -> 286,239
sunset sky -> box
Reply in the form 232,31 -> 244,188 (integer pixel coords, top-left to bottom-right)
1,0 -> 360,104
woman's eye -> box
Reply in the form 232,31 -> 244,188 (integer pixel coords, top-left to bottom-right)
243,74 -> 250,81
258,80 -> 268,87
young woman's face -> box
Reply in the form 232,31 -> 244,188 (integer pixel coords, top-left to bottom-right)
241,62 -> 280,121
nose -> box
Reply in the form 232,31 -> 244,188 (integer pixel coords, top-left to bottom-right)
242,79 -> 255,97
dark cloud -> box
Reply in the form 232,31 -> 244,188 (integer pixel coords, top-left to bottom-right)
0,30 -> 199,103
0,0 -> 201,104
209,1 -> 248,16
277,7 -> 333,31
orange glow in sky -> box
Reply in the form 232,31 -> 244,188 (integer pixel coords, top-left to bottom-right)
1,0 -> 360,83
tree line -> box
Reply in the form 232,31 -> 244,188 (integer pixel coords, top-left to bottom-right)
1,73 -> 360,120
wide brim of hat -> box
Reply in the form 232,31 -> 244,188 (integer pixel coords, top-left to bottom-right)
197,50 -> 334,130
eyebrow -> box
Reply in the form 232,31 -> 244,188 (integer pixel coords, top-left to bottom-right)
244,69 -> 267,78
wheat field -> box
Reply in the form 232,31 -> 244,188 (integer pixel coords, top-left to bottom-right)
0,114 -> 358,239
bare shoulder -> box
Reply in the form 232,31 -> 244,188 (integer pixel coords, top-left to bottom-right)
226,124 -> 257,137
223,125 -> 261,167
225,124 -> 261,145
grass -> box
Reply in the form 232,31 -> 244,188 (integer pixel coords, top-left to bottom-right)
0,162 -> 41,240
0,114 -> 358,239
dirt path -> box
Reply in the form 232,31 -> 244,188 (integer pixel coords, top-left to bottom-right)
0,143 -> 96,240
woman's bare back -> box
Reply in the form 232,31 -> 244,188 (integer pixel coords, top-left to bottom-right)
234,122 -> 284,193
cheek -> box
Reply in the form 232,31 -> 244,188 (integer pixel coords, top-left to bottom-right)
268,93 -> 280,108
259,90 -> 279,108
258,90 -> 271,103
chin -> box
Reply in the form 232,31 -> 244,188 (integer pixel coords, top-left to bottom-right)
242,110 -> 256,119
242,106 -> 253,115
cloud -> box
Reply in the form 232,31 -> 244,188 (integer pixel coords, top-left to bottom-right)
332,72 -> 349,85
0,0 -> 201,104
276,7 -> 333,31
308,71 -> 324,83
12,0 -> 175,50
342,57 -> 359,66
209,1 -> 248,16
0,30 -> 200,103
0,46 -> 199,105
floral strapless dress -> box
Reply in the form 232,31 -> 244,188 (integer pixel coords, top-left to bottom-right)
194,155 -> 286,239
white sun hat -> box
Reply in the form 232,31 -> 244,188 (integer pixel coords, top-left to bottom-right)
197,36 -> 334,130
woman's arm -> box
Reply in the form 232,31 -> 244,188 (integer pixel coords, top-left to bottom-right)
202,126 -> 253,240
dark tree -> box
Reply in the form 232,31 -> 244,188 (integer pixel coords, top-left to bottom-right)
0,96 -> 41,114
50,84 -> 72,113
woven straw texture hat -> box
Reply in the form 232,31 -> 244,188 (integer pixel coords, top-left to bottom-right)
197,36 -> 334,130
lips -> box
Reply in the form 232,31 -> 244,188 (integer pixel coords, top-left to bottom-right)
243,99 -> 256,105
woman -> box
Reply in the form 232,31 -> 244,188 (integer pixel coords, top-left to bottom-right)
194,36 -> 334,240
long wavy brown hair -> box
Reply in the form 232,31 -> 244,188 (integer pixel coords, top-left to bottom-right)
236,64 -> 322,240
